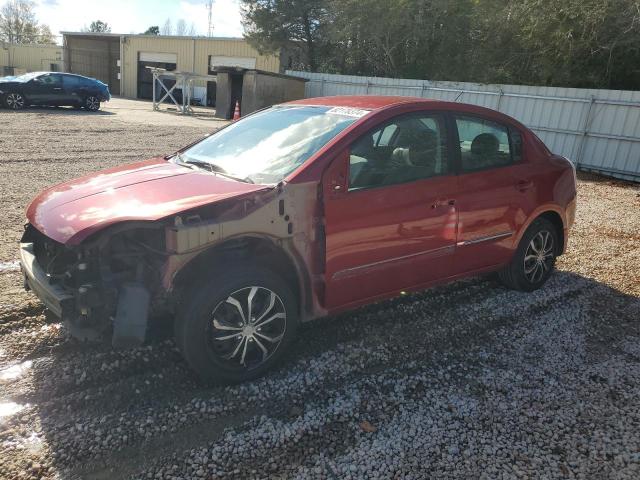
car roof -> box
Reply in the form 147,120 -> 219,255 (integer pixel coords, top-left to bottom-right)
282,95 -> 528,132
284,95 -> 439,111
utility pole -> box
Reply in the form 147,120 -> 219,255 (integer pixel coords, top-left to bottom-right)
206,0 -> 214,37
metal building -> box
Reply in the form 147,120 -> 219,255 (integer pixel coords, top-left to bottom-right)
0,43 -> 63,76
61,32 -> 285,104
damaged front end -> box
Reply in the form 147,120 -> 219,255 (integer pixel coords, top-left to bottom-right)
20,223 -> 167,348
19,172 -> 327,350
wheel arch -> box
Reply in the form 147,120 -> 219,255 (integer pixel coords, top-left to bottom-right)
515,205 -> 567,255
171,234 -> 312,318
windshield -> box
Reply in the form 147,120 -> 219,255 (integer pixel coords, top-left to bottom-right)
180,105 -> 364,184
12,72 -> 43,82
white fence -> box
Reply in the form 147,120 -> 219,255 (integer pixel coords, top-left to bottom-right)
286,71 -> 640,182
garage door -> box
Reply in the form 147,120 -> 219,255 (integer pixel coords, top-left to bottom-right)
137,52 -> 177,100
67,36 -> 121,95
210,55 -> 256,70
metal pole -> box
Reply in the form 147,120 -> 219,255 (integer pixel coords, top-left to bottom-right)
152,71 -> 157,110
575,96 -> 596,168
496,88 -> 504,111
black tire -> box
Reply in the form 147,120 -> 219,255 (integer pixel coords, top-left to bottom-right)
498,218 -> 559,292
175,265 -> 299,384
84,96 -> 101,111
4,92 -> 26,110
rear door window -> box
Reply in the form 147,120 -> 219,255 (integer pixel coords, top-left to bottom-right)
455,116 -> 513,172
63,75 -> 82,88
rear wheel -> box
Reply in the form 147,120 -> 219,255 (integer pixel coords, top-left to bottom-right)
84,96 -> 101,111
498,218 -> 559,291
175,266 -> 298,384
5,92 -> 25,110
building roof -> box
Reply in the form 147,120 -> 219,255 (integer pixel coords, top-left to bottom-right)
61,31 -> 246,42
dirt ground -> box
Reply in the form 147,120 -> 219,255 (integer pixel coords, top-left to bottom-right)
0,99 -> 639,479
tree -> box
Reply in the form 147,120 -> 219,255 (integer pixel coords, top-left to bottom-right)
161,18 -> 172,35
176,18 -> 187,36
37,23 -> 54,44
84,19 -> 111,33
0,0 -> 55,44
241,0 -> 332,71
241,0 -> 640,89
174,19 -> 197,36
143,25 -> 160,35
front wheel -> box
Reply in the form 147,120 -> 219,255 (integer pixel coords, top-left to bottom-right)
84,96 -> 101,111
175,266 -> 298,384
498,218 -> 559,292
5,92 -> 25,110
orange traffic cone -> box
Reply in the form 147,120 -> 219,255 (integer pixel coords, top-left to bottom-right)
233,100 -> 241,120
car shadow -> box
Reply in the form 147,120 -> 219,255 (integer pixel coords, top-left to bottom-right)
7,270 -> 639,477
7,106 -> 116,116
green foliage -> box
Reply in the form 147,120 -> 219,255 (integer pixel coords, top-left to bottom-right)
0,0 -> 55,44
85,20 -> 111,33
143,26 -> 160,35
240,0 -> 640,89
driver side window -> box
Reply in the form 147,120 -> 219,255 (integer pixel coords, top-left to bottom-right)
348,113 -> 449,191
39,74 -> 62,86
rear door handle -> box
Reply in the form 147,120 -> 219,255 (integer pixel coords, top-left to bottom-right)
516,180 -> 533,192
431,199 -> 456,209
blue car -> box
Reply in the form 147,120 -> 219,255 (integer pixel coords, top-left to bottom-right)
0,72 -> 111,111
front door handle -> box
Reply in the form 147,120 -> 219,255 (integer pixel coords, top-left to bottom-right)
516,180 -> 533,192
53,87 -> 62,91
431,199 -> 456,209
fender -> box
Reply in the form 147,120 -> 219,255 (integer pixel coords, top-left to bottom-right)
511,203 -> 568,254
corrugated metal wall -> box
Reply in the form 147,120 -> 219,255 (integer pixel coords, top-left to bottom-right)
287,71 -> 640,182
0,44 -> 63,73
122,36 -> 281,98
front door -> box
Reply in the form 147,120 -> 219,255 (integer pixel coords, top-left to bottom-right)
452,115 -> 537,273
323,112 -> 458,309
27,73 -> 64,105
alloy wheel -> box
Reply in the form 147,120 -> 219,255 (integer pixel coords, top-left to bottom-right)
85,96 -> 100,111
208,286 -> 287,370
6,93 -> 25,110
523,230 -> 554,283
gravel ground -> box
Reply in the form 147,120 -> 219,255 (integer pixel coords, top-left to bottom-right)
0,100 -> 639,480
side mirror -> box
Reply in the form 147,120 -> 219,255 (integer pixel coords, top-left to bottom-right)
324,149 -> 349,196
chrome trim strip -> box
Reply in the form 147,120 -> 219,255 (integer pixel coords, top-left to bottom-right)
332,244 -> 454,280
456,231 -> 513,247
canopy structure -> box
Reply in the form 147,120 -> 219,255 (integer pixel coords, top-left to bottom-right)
148,67 -> 217,115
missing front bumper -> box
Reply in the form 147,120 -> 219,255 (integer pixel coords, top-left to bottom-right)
19,242 -> 74,320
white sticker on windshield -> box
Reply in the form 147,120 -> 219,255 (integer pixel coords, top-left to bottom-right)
326,107 -> 369,118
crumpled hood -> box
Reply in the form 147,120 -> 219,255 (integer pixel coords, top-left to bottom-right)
26,158 -> 270,245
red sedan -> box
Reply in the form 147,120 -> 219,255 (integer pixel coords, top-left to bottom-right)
19,96 -> 577,383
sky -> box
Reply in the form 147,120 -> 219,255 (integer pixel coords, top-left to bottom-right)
13,0 -> 245,41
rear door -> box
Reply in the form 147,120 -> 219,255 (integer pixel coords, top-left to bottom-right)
452,115 -> 537,273
323,112 -> 458,309
61,75 -> 86,105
